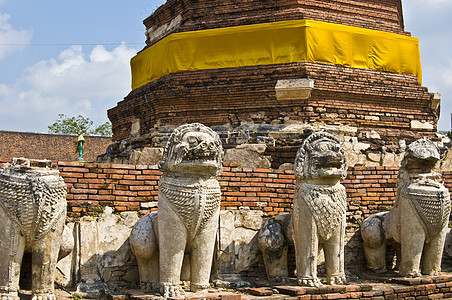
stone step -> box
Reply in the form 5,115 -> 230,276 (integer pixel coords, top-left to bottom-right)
105,274 -> 452,300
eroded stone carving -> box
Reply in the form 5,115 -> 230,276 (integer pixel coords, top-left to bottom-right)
293,132 -> 348,287
0,158 -> 68,300
130,123 -> 223,297
258,213 -> 293,283
362,138 -> 450,277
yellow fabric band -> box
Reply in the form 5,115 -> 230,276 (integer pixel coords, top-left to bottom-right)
131,19 -> 422,90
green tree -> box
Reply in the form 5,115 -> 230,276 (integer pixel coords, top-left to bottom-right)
48,114 -> 112,136
89,121 -> 112,136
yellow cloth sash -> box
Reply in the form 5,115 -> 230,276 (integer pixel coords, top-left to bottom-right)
131,19 -> 422,90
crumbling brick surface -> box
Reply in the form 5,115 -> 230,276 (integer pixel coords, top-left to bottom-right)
108,62 -> 436,144
0,131 -> 111,162
144,0 -> 406,47
50,162 -> 452,226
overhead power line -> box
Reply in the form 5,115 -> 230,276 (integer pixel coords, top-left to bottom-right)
0,42 -> 143,46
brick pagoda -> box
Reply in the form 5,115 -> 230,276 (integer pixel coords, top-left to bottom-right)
106,0 -> 441,167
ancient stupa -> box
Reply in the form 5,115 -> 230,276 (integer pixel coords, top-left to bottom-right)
105,0 -> 441,167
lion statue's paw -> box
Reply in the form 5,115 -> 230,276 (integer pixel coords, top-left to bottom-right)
0,292 -> 19,300
161,282 -> 183,298
31,293 -> 56,300
298,276 -> 322,287
424,269 -> 442,276
401,270 -> 422,278
141,281 -> 159,292
327,274 -> 347,285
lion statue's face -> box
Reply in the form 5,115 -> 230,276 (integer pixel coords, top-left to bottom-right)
402,138 -> 440,173
159,123 -> 223,176
306,140 -> 345,179
295,132 -> 347,182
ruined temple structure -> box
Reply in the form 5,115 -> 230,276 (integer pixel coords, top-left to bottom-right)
105,0 -> 444,168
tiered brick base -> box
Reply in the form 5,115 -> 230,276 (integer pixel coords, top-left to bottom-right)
144,0 -> 405,44
106,274 -> 452,299
109,62 -> 436,146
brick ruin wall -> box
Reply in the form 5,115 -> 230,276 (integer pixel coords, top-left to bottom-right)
144,0 -> 406,47
108,62 -> 437,151
0,131 -> 111,162
4,160 -> 444,276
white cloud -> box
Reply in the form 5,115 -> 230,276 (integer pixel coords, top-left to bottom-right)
0,13 -> 32,60
0,43 -> 137,132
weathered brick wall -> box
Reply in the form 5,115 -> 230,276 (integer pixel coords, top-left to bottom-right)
59,162 -> 160,220
0,131 -> 111,162
58,161 -> 452,223
109,62 -> 436,144
1,159 -> 442,225
144,0 -> 406,47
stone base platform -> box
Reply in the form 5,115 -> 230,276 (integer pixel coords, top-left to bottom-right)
16,274 -> 452,299
99,273 -> 452,300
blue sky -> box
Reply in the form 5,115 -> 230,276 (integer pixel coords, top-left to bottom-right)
0,0 -> 451,133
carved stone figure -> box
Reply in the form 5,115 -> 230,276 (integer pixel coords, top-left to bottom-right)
361,138 -> 450,277
130,123 -> 223,297
0,158 -> 68,300
293,132 -> 348,287
258,213 -> 293,283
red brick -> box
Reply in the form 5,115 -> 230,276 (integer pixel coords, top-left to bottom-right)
141,169 -> 162,176
245,288 -> 273,296
110,174 -> 125,180
118,180 -> 144,186
103,168 -> 129,174
274,286 -> 306,296
322,293 -> 348,299
60,172 -> 84,178
130,185 -> 154,191
63,167 -> 89,173
137,175 -> 161,180
71,207 -> 84,213
220,294 -> 241,300
111,190 -> 136,197
88,195 -> 116,201
63,177 -> 78,183
79,178 -> 104,184
223,191 -> 246,197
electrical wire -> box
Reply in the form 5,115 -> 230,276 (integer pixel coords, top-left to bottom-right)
0,43 -> 143,46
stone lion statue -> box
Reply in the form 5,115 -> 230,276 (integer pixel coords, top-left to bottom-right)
130,123 -> 223,297
361,138 -> 450,277
0,158 -> 71,300
293,131 -> 347,287
259,132 -> 347,286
